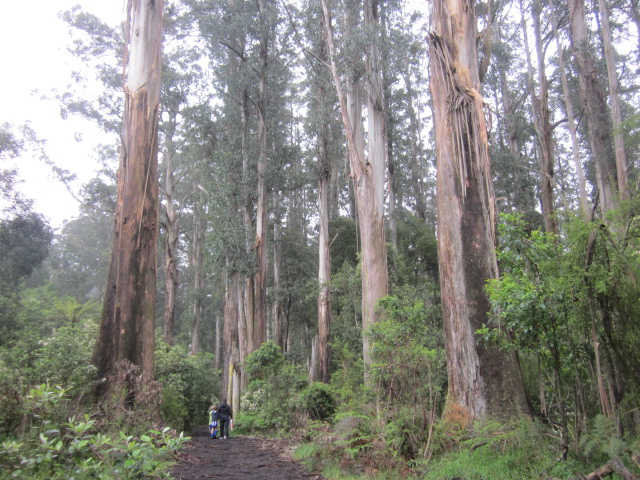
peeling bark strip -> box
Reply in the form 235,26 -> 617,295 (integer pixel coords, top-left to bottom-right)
428,0 -> 528,421
92,0 -> 163,401
428,31 -> 495,240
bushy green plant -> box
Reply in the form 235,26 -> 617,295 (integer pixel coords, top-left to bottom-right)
154,342 -> 218,431
300,383 -> 336,421
0,362 -> 24,437
420,419 -> 591,480
0,384 -> 189,479
241,342 -> 306,433
34,322 -> 98,392
369,289 -> 445,460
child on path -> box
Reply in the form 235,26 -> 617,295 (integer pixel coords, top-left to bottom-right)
208,405 -> 219,439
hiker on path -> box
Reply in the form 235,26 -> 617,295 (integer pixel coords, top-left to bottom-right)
208,405 -> 219,439
217,398 -> 233,439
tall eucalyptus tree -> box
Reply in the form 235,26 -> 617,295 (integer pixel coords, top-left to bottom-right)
320,0 -> 389,375
428,0 -> 529,421
92,0 -> 163,403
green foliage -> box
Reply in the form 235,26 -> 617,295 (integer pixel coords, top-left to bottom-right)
483,212 -> 640,442
0,363 -> 24,437
300,383 -> 337,421
578,415 -> 629,463
0,385 -> 186,480
391,211 -> 439,285
420,420 -> 592,480
369,289 -> 445,459
329,217 -> 358,272
244,341 -> 285,380
241,342 -> 306,433
0,388 -> 189,480
34,322 -> 98,391
154,342 -> 218,432
329,261 -> 364,405
0,214 -> 53,345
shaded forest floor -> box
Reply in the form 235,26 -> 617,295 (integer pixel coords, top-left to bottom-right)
171,426 -> 325,479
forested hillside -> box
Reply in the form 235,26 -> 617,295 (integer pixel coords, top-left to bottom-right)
1,0 -> 639,478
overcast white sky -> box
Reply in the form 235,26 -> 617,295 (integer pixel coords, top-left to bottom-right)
0,1 -> 125,228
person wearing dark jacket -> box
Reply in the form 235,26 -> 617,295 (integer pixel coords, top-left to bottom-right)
217,398 -> 233,439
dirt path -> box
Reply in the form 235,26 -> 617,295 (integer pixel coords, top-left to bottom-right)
171,426 -> 325,479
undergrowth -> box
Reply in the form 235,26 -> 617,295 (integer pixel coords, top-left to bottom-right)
293,416 -> 639,480
0,384 -> 190,480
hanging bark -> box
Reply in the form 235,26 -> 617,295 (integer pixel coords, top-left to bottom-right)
92,0 -> 163,403
428,0 -> 529,421
568,0 -> 619,214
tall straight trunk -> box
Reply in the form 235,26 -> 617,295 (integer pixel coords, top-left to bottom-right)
222,266 -> 240,403
308,12 -> 333,383
317,109 -> 332,384
272,196 -> 284,348
241,85 -> 255,364
387,138 -> 398,250
362,0 -> 389,371
568,0 -> 619,214
163,148 -> 179,345
215,314 -> 221,369
92,0 -> 162,401
321,0 -> 388,373
552,10 -> 590,219
597,0 -> 628,195
190,203 -> 205,355
428,0 -> 529,421
402,68 -> 427,220
253,0 -> 269,351
530,0 -> 558,234
380,3 -> 397,250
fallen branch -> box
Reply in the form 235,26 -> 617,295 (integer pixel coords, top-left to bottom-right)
564,456 -> 639,480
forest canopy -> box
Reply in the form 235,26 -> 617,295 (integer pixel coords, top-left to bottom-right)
1,0 -> 639,478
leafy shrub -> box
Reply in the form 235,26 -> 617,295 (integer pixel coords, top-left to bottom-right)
420,419 -> 595,480
0,384 -> 189,479
34,322 -> 98,393
241,342 -> 306,432
369,290 -> 445,460
0,362 -> 24,437
300,383 -> 336,421
154,342 -> 218,431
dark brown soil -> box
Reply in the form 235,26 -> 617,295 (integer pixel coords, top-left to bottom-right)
171,426 -> 325,479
